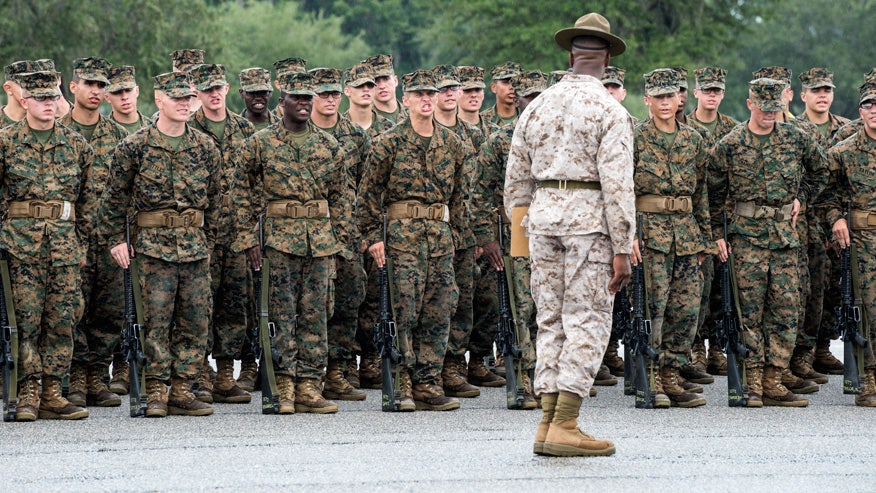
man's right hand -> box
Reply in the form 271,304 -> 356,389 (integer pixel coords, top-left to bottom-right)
111,243 -> 131,269
481,241 -> 504,271
716,239 -> 731,263
369,241 -> 386,267
608,254 -> 631,294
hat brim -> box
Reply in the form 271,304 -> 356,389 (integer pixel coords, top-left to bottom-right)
460,82 -> 485,90
517,87 -> 545,98
347,78 -> 375,88
602,78 -> 624,86
754,101 -> 785,112
698,82 -> 725,90
196,80 -> 227,91
314,83 -> 342,93
164,88 -> 195,98
107,81 -> 137,93
554,28 -> 626,56
282,89 -> 316,96
803,82 -> 836,90
25,87 -> 61,98
241,83 -> 272,93
645,87 -> 679,97
435,80 -> 460,89
404,85 -> 437,93
860,93 -> 876,104
79,74 -> 110,85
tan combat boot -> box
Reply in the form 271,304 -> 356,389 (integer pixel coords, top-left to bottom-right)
236,358 -> 259,392
534,393 -> 558,454
212,358 -> 251,403
40,376 -> 88,420
661,366 -> 706,408
790,345 -> 828,384
543,392 -> 615,456
345,358 -> 360,389
87,365 -> 121,407
15,377 -> 40,422
762,365 -> 808,407
358,351 -> 383,389
651,367 -> 670,408
441,355 -> 480,398
398,371 -> 416,412
194,362 -> 214,403
468,358 -> 506,387
602,337 -> 624,377
168,378 -> 213,416
412,381 -> 460,411
744,365 -> 763,407
594,364 -> 618,386
324,358 -> 366,401
145,379 -> 168,418
855,369 -> 876,407
520,372 -> 538,410
66,362 -> 87,407
691,341 -> 708,371
813,340 -> 844,375
680,360 -> 714,384
780,368 -> 819,394
706,342 -> 728,376
295,378 -> 339,413
676,373 -> 703,393
276,374 -> 295,414
109,358 -> 130,395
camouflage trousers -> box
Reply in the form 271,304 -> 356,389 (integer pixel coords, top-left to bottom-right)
208,245 -> 250,359
267,249 -> 331,380
793,245 -> 813,347
470,256 -> 497,360
696,255 -> 716,343
510,256 -> 538,369
73,243 -> 124,368
446,247 -> 476,357
355,257 -> 379,357
853,231 -> 876,369
10,254 -> 82,381
530,233 -> 613,399
389,247 -> 458,384
804,239 -> 839,346
327,252 -> 366,361
732,236 -> 799,369
140,255 -> 211,382
645,247 -> 702,369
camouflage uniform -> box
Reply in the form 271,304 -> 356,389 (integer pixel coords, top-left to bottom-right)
270,57 -> 307,120
480,62 -> 521,128
364,54 -> 408,124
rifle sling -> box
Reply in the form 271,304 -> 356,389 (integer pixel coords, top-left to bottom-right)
1,255 -> 18,408
259,255 -> 280,401
849,243 -> 869,376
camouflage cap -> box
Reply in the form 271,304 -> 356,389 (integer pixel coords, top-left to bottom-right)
549,69 -> 570,86
799,67 -> 836,90
865,68 -> 876,83
672,66 -> 688,89
364,54 -> 395,77
491,61 -> 522,81
695,66 -> 727,90
5,60 -> 38,82
34,59 -> 56,72
170,49 -> 204,72
432,64 -> 460,89
18,71 -> 61,98
643,68 -> 679,96
859,79 -> 876,104
752,66 -> 791,86
190,63 -> 228,91
309,67 -> 342,93
273,57 -> 307,78
401,70 -> 437,92
748,78 -> 786,112
278,71 -> 315,96
456,66 -> 485,90
106,65 -> 137,92
72,57 -> 111,84
345,62 -> 375,87
153,71 -> 194,98
510,70 -> 548,97
601,66 -> 625,86
239,67 -> 272,93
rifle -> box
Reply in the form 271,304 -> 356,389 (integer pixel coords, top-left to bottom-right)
121,217 -> 147,417
714,212 -> 749,407
253,213 -> 281,413
494,213 -> 524,409
630,221 -> 657,409
373,213 -> 402,412
613,287 -> 634,396
834,203 -> 868,395
1,250 -> 18,422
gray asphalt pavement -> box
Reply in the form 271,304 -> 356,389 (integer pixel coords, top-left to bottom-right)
2,341 -> 874,492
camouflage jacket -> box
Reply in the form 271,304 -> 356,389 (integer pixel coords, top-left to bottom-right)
797,111 -> 852,141
480,105 -> 517,129
709,121 -> 828,249
437,118 -> 484,250
633,119 -> 712,255
821,129 -> 876,231
784,118 -> 828,244
98,124 -> 221,263
358,118 -> 468,257
58,112 -> 127,242
0,120 -> 95,266
109,111 -> 151,131
0,106 -> 20,129
190,108 -> 254,249
688,111 -> 739,143
505,74 -> 636,256
236,120 -> 353,259
832,119 -> 863,144
240,108 -> 280,128
472,125 -> 513,246
375,100 -> 408,125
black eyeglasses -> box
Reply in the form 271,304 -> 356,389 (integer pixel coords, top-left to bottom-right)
317,92 -> 342,100
27,95 -> 61,103
861,102 -> 876,111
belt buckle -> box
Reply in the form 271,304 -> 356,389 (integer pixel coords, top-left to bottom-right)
408,204 -> 422,219
305,203 -> 319,218
180,211 -> 195,227
164,212 -> 182,228
664,197 -> 676,212
868,213 -> 876,227
557,180 -> 568,190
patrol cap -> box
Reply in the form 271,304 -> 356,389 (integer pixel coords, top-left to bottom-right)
432,64 -> 460,89
555,12 -> 626,56
695,66 -> 727,90
401,70 -> 437,92
170,49 -> 205,72
153,71 -> 195,98
345,62 -> 375,87
643,68 -> 679,96
510,70 -> 548,97
490,61 -> 521,81
308,67 -> 342,93
858,79 -> 876,104
456,66 -> 485,90
189,63 -> 228,91
18,71 -> 61,98
752,66 -> 791,86
5,60 -> 36,82
273,57 -> 307,78
601,66 -> 625,86
748,78 -> 786,112
799,67 -> 836,90
364,54 -> 395,77
865,68 -> 876,83
239,67 -> 272,93
34,59 -> 56,72
672,67 -> 688,89
106,65 -> 137,93
277,71 -> 315,96
72,57 -> 111,84
548,69 -> 570,86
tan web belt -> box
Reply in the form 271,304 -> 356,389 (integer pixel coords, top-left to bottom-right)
535,180 -> 601,191
7,200 -> 75,221
636,194 -> 692,214
137,208 -> 204,228
266,200 -> 329,219
850,209 -> 876,230
734,201 -> 793,222
386,201 -> 449,222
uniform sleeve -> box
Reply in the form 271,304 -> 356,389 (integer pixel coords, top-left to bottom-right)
708,140 -> 730,240
692,136 -> 714,253
471,137 -> 501,246
596,112 -> 636,255
357,134 -> 394,246
799,131 -> 829,206
503,120 -> 535,218
98,140 -> 138,248
328,144 -> 355,260
820,146 -> 847,231
448,137 -> 469,250
232,137 -> 260,252
203,142 -> 222,253
75,141 -> 97,241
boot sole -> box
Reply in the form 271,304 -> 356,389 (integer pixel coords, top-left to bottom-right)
108,386 -> 129,395
15,412 -> 37,422
670,398 -> 707,408
470,380 -> 506,388
812,366 -> 844,375
444,389 -> 481,398
87,396 -> 122,407
593,379 -> 618,386
414,400 -> 460,411
39,409 -> 89,420
213,395 -> 252,404
542,443 -> 616,457
145,410 -> 167,418
294,404 -> 339,414
168,406 -> 213,416
785,386 -> 819,394
323,390 -> 367,401
763,398 -> 808,407
533,443 -> 546,455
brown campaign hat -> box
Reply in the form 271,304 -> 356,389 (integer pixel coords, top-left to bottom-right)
190,63 -> 228,91
18,71 -> 61,98
749,78 -> 786,112
401,70 -> 437,92
154,71 -> 194,98
555,12 -> 626,56
170,49 -> 205,72
106,65 -> 137,92
239,67 -> 272,92
309,67 -> 342,93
